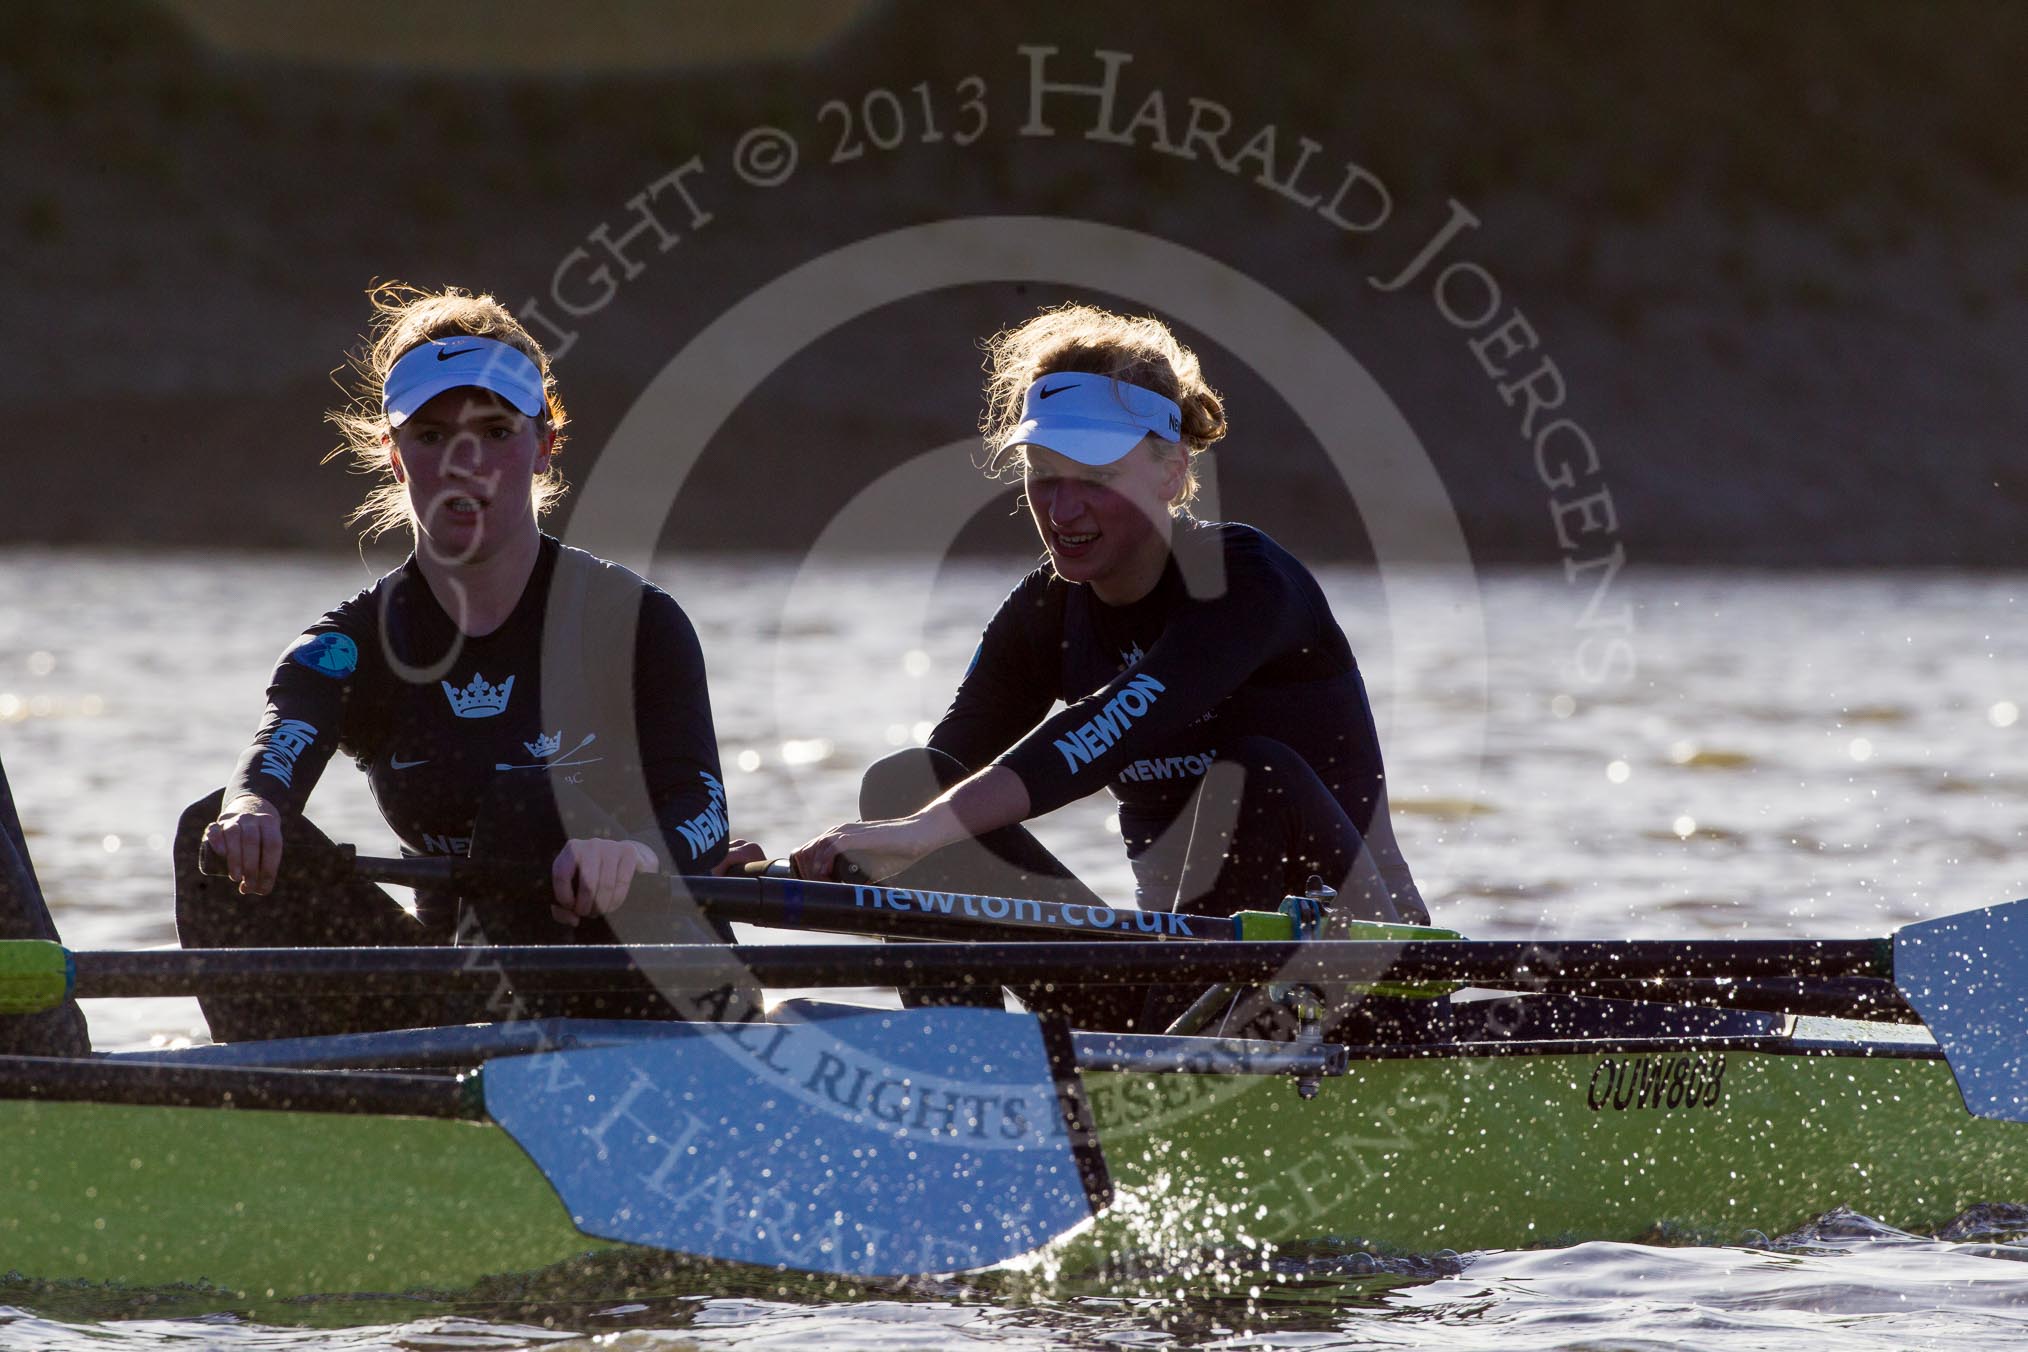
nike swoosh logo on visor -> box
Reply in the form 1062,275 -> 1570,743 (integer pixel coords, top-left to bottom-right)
1038,382 -> 1076,398
436,346 -> 480,362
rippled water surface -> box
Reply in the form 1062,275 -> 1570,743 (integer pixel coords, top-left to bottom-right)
1,550 -> 2024,1348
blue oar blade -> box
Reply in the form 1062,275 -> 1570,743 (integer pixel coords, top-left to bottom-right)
484,1007 -> 1108,1276
1894,899 -> 2028,1122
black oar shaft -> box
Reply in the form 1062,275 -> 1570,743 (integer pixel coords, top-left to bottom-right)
350,856 -> 1240,943
66,937 -> 1893,1000
770,937 -> 1880,986
695,875 -> 1229,942
1554,976 -> 1918,1023
0,1053 -> 472,1117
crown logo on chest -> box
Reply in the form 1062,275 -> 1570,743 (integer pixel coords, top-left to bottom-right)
441,672 -> 515,718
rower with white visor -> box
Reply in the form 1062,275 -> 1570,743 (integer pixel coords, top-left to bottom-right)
791,304 -> 1429,1032
180,283 -> 736,1039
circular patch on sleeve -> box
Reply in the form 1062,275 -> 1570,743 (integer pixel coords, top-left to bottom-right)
288,632 -> 359,679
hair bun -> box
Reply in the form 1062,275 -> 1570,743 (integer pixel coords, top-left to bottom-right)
1181,388 -> 1228,449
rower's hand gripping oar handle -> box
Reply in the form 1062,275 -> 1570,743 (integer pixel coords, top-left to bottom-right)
739,857 -> 870,883
199,840 -> 365,879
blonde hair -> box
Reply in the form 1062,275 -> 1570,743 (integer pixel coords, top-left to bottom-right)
326,281 -> 570,541
980,303 -> 1227,509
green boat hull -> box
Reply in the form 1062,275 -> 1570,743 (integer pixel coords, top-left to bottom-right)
0,1097 -> 618,1298
1074,1035 -> 2023,1266
3,1023 -> 2022,1299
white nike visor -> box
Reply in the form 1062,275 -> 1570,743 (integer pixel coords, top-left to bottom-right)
998,372 -> 1183,467
383,336 -> 547,428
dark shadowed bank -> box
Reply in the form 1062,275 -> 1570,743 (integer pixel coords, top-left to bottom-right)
3,0 -> 2024,565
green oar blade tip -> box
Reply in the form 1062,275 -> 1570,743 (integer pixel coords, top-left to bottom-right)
0,939 -> 73,1015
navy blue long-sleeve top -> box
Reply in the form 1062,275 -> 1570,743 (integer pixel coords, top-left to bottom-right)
930,521 -> 1421,914
229,537 -> 728,889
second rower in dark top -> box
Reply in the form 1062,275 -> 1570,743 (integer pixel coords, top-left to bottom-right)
928,515 -> 1425,922
792,305 -> 1428,1029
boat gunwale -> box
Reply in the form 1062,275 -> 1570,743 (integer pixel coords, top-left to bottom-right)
0,1052 -> 475,1116
0,1021 -> 1949,1118
1334,1030 -> 1944,1063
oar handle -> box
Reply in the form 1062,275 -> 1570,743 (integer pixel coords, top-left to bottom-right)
200,841 -> 534,892
209,840 -> 1466,951
736,858 -> 871,883
205,844 -> 831,890
332,851 -> 1272,943
207,828 -> 1420,949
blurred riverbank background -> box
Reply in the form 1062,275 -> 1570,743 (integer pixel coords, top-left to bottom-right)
4,0 -> 2023,565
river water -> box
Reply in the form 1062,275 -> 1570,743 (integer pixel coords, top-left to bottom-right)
1,549 -> 2024,1348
